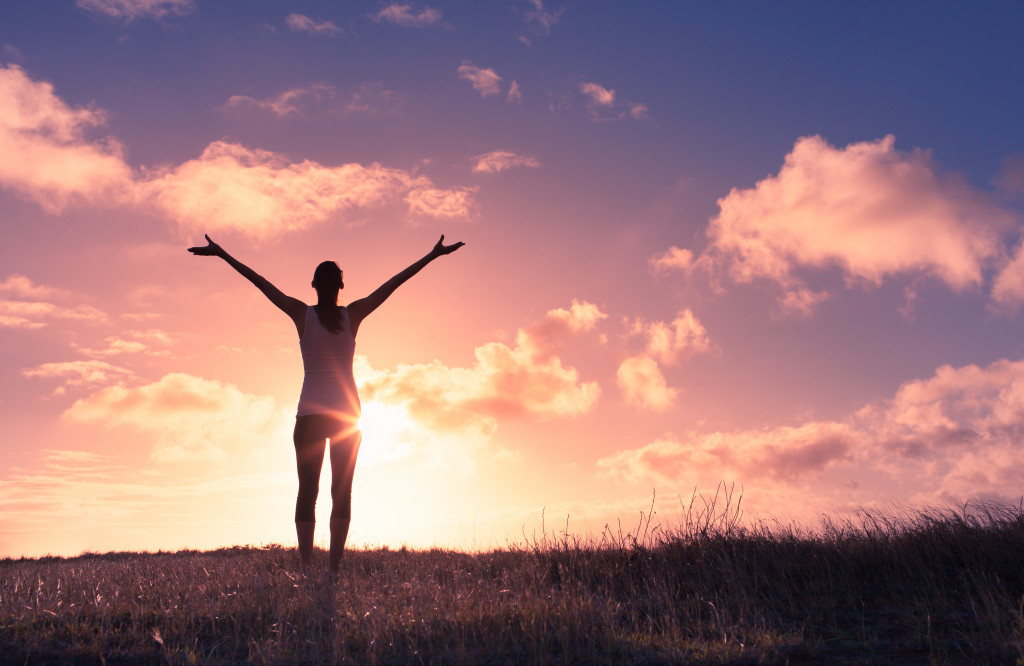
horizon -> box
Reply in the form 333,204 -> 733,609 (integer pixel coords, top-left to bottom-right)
3,1 -> 1024,559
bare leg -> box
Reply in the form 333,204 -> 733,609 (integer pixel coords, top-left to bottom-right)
293,416 -> 328,568
328,430 -> 361,573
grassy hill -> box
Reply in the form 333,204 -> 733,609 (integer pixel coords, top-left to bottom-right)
3,492 -> 1023,664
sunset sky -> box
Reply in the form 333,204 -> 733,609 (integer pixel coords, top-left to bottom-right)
4,1 -> 1024,558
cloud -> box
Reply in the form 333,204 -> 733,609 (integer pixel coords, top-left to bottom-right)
0,64 -> 134,211
457,62 -> 503,97
578,81 -> 649,122
0,274 -> 70,301
73,329 -> 175,358
142,141 -> 475,237
0,67 -> 471,239
681,135 -> 1014,313
649,247 -> 695,275
0,300 -> 108,329
359,303 -> 602,433
76,0 -> 194,22
507,80 -> 523,104
286,13 -> 342,36
63,372 -> 292,462
373,4 -> 445,28
22,360 -> 135,392
404,185 -> 478,221
598,422 -> 854,485
519,0 -> 564,44
224,83 -> 402,119
617,356 -> 677,411
223,84 -> 336,118
632,309 -> 711,364
579,82 -> 615,107
600,355 -> 1024,504
471,150 -> 540,174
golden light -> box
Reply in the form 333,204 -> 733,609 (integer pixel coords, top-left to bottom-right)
358,400 -> 416,464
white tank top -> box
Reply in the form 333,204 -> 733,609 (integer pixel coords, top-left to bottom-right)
296,305 -> 359,420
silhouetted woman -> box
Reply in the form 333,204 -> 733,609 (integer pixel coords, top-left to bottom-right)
188,234 -> 464,572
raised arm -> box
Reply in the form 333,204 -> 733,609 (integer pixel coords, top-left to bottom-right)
347,235 -> 464,333
188,234 -> 307,329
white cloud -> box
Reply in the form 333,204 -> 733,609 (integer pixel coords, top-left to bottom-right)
683,135 -> 1014,312
617,356 -> 676,411
457,62 -> 503,97
286,13 -> 342,36
374,4 -> 445,28
63,373 -> 292,462
471,150 -> 540,174
0,65 -> 134,211
76,0 -> 194,21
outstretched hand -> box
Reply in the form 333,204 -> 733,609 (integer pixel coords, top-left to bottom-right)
187,234 -> 224,257
431,235 -> 465,257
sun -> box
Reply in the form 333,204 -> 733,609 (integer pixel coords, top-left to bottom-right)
358,400 -> 416,463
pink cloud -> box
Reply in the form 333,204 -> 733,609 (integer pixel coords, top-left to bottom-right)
0,65 -> 134,211
616,356 -> 676,411
507,80 -> 523,104
682,135 -> 1014,312
22,360 -> 135,391
63,372 -> 292,462
374,4 -> 444,28
471,150 -> 540,174
76,0 -> 194,21
286,13 -> 342,36
405,185 -> 478,221
223,84 -> 336,118
457,62 -> 503,97
600,355 -> 1024,505
631,309 -> 710,364
579,81 -> 615,106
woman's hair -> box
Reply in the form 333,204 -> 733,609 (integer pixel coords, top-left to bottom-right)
312,261 -> 344,333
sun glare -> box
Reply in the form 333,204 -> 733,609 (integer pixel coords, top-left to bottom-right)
358,400 -> 416,464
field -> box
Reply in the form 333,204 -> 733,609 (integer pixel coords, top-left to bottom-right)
2,490 -> 1024,664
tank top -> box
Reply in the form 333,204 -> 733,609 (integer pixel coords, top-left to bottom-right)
296,305 -> 360,420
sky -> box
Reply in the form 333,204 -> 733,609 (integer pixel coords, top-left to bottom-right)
3,1 -> 1024,558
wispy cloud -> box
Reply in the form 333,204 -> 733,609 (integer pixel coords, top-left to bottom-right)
519,0 -> 564,45
223,84 -> 337,118
578,81 -> 650,122
507,80 -> 523,104
457,62 -> 503,97
76,0 -> 195,22
286,13 -> 342,37
471,150 -> 540,174
224,82 -> 403,118
404,185 -> 478,221
373,4 -> 446,28
22,360 -> 135,393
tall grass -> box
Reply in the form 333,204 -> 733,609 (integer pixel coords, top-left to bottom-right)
3,487 -> 1023,664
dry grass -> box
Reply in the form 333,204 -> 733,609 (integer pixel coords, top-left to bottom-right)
3,487 -> 1024,664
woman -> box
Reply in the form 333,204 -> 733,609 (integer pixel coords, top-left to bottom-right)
188,234 -> 464,572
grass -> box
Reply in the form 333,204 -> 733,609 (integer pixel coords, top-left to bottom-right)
2,486 -> 1024,664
